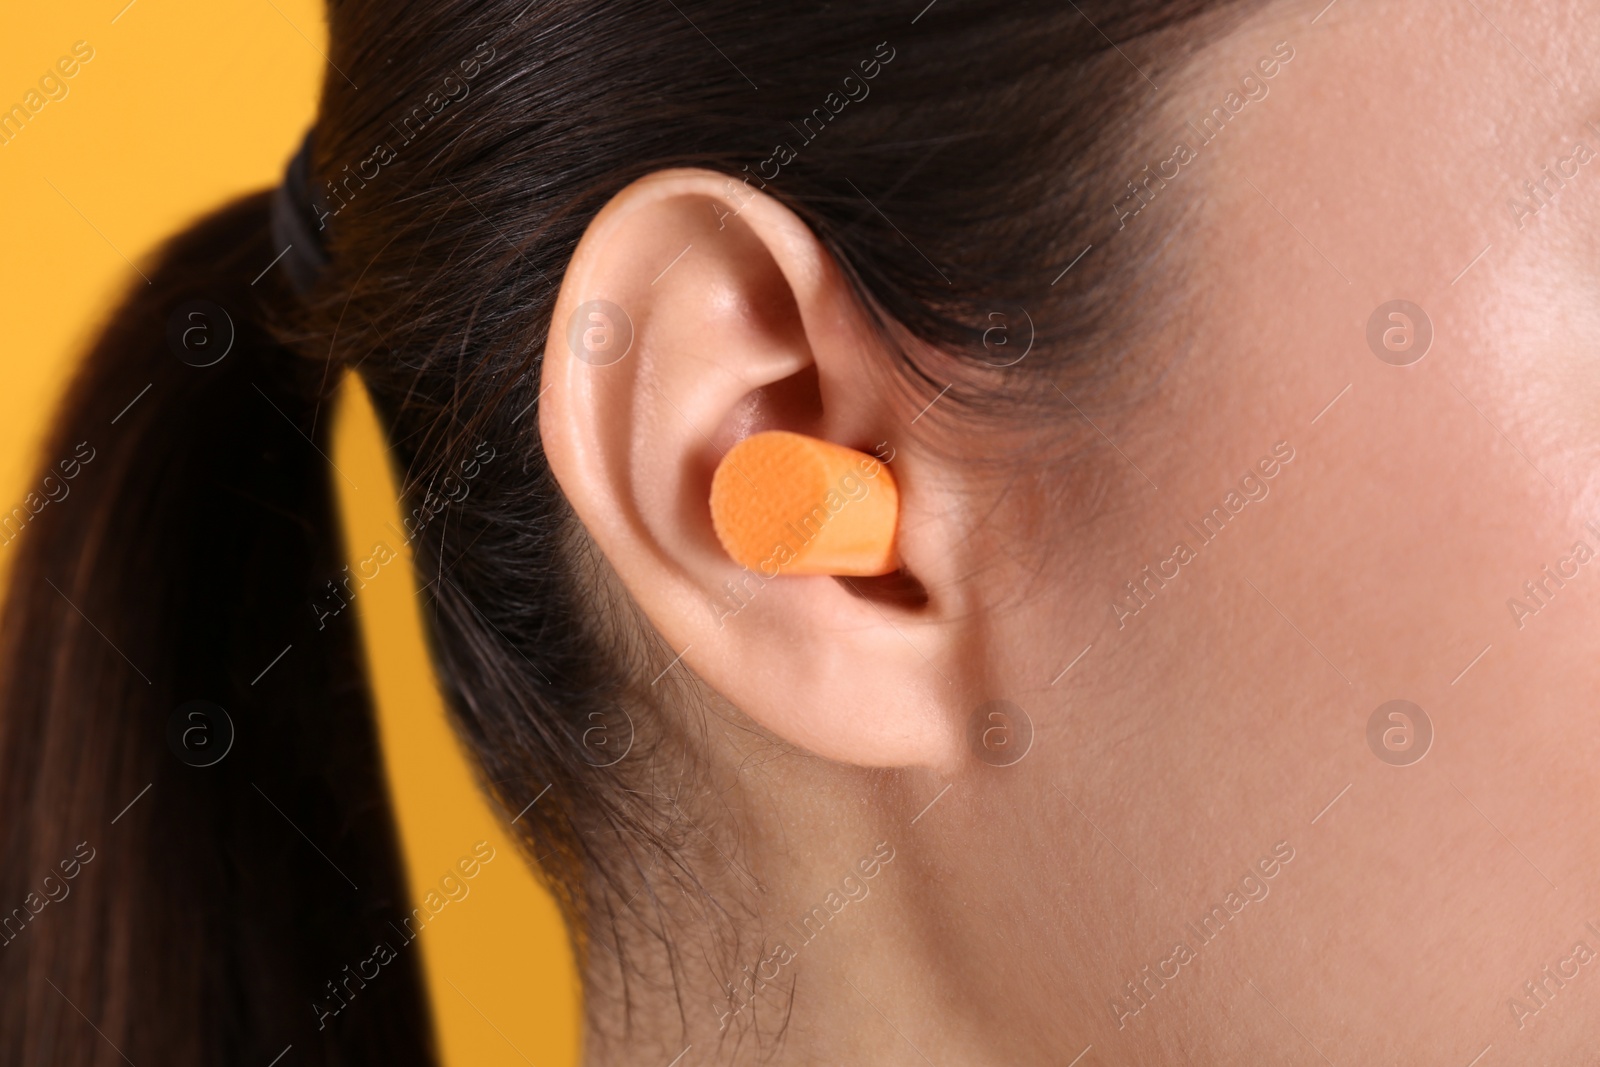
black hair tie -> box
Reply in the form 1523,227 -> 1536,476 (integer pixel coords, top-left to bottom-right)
268,130 -> 330,294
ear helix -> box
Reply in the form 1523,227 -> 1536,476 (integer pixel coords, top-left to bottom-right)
709,431 -> 899,577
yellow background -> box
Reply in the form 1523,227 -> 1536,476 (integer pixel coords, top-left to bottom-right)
0,3 -> 580,1063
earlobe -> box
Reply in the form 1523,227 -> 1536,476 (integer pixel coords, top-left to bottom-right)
538,168 -> 973,770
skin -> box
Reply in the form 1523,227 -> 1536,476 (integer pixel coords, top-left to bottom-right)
540,1 -> 1600,1062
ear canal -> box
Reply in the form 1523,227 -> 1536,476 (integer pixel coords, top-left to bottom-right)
709,431 -> 899,577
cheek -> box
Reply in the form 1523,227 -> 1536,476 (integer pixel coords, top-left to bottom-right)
1494,260 -> 1600,510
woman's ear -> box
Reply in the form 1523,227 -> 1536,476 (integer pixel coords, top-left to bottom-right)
539,168 -> 982,770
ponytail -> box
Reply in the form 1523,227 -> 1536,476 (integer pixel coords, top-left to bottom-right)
0,194 -> 438,1064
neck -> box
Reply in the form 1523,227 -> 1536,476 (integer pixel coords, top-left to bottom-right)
580,828 -> 932,1065
575,754 -> 1099,1066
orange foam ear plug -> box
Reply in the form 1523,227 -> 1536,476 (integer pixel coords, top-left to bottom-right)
710,431 -> 899,577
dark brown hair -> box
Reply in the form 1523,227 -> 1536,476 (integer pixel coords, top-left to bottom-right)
0,0 -> 1252,1062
